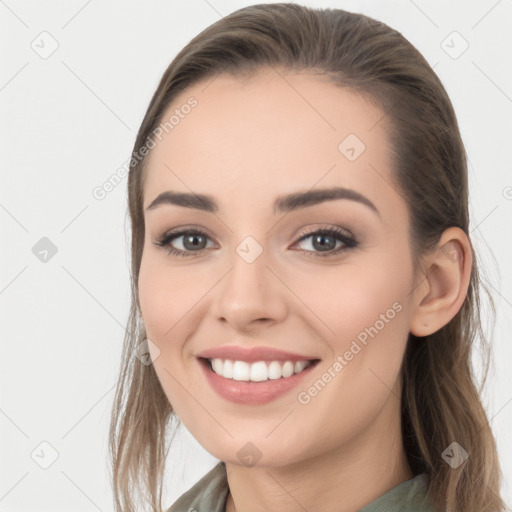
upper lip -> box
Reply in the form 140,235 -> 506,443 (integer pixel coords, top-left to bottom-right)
197,346 -> 320,363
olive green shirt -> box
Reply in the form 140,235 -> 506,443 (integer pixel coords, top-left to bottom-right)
167,461 -> 434,512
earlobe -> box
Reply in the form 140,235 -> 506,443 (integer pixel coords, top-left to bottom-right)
410,227 -> 473,337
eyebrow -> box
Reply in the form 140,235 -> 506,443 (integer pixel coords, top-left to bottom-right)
145,187 -> 380,216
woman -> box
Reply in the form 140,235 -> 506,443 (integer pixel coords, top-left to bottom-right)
109,3 -> 507,511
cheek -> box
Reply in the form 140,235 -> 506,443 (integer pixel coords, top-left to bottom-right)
137,255 -> 193,355
296,254 -> 411,341
138,261 -> 168,339
292,251 -> 413,414
137,256 -> 200,410
288,262 -> 412,444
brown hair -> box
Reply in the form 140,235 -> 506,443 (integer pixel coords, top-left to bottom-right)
108,3 -> 506,511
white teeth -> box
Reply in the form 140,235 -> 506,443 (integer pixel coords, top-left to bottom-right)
209,358 -> 313,381
268,361 -> 282,380
294,360 -> 308,373
232,361 -> 250,381
250,361 -> 268,382
211,358 -> 223,375
223,359 -> 233,379
282,361 -> 294,378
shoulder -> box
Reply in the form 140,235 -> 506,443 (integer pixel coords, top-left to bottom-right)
166,461 -> 229,512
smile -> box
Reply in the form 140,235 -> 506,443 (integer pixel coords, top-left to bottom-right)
198,356 -> 321,405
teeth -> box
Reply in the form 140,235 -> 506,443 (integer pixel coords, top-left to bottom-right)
282,361 -> 294,378
233,361 -> 250,381
209,358 -> 313,381
250,361 -> 267,382
294,360 -> 308,373
211,358 -> 224,375
224,360 -> 233,378
268,361 -> 282,380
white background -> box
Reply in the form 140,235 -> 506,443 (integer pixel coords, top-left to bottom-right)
0,0 -> 511,510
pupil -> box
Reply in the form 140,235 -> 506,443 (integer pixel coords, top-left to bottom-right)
314,234 -> 334,251
185,234 -> 205,250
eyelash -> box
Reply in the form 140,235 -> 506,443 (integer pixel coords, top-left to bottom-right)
153,225 -> 358,259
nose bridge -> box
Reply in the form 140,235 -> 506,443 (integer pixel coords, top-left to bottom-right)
212,234 -> 287,328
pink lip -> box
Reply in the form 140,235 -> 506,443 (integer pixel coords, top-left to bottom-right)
197,357 -> 319,405
197,345 -> 318,363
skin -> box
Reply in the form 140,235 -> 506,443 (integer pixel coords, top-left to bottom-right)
137,67 -> 472,512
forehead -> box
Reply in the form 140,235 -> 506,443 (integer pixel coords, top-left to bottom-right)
143,68 -> 396,212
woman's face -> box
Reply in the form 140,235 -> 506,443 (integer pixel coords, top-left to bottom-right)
138,68 -> 419,467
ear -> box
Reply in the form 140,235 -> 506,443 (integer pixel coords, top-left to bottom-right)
410,227 -> 473,337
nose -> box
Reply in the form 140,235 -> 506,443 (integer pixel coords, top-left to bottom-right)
211,247 -> 288,332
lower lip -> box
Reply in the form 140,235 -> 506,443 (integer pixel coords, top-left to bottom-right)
198,358 -> 319,405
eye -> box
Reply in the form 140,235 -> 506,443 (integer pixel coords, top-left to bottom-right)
153,225 -> 358,258
153,228 -> 215,258
291,226 -> 358,258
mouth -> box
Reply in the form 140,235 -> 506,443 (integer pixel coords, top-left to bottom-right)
197,356 -> 321,405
